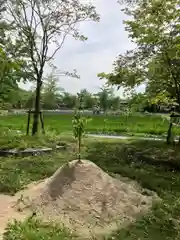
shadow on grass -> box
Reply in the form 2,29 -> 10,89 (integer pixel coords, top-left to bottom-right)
85,140 -> 180,239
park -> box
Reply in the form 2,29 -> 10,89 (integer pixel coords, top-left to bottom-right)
0,111 -> 180,239
0,0 -> 180,239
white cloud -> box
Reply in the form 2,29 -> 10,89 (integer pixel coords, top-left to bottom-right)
20,0 -> 139,97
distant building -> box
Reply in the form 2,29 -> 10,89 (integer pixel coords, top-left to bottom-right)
119,100 -> 128,110
119,99 -> 128,106
57,103 -> 68,109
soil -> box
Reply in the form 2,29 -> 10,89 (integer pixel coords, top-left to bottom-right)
0,160 -> 159,239
0,195 -> 28,239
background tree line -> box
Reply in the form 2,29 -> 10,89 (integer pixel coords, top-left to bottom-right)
0,70 -> 125,112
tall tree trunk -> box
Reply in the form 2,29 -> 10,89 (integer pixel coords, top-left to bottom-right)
32,79 -> 42,135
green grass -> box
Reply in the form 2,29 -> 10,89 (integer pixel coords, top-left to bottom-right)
4,218 -> 75,240
0,113 -> 178,139
2,137 -> 180,239
0,149 -> 76,195
0,132 -> 67,149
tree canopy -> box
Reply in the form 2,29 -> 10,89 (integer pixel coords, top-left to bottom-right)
98,0 -> 180,108
3,0 -> 100,134
41,72 -> 64,109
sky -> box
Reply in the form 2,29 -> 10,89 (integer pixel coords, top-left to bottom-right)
20,0 -> 145,97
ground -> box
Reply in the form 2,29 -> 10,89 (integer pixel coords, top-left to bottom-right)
0,113 -> 180,239
1,112 -> 179,139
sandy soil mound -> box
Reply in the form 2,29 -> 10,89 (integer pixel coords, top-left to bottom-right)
0,195 -> 29,239
16,160 -> 158,237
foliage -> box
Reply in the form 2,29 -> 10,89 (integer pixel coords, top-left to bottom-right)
17,89 -> 34,109
42,72 -> 64,109
95,86 -> 115,112
109,96 -> 121,111
98,51 -> 143,92
0,1 -> 33,99
72,93 -> 90,161
99,0 -> 180,107
0,83 -> 124,111
0,4 -> 33,109
0,47 -> 22,108
127,93 -> 149,112
60,87 -> 122,111
79,89 -> 97,109
60,92 -> 77,109
4,0 -> 100,134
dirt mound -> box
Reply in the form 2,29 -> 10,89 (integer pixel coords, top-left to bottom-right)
0,195 -> 29,239
17,160 -> 158,237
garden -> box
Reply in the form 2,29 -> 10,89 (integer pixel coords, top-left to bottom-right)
0,0 -> 179,238
0,113 -> 180,239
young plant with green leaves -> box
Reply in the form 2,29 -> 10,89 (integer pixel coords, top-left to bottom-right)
72,93 -> 90,161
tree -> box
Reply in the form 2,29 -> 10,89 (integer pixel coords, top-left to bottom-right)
14,88 -> 33,109
0,47 -> 22,108
42,72 -> 64,109
0,4 -> 16,106
98,51 -> 144,94
109,96 -> 121,111
95,87 -> 114,112
127,93 -> 149,112
5,0 -> 99,135
98,0 -> 180,109
79,89 -> 96,109
61,92 -> 77,109
0,1 -> 34,108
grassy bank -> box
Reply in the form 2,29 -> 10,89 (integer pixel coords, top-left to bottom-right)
0,113 -> 178,139
1,137 -> 180,239
0,132 -> 67,150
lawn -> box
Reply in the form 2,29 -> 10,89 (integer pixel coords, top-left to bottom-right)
0,112 -> 179,141
1,137 -> 180,239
